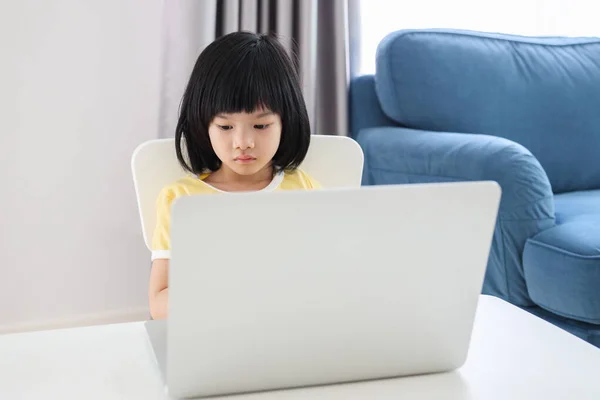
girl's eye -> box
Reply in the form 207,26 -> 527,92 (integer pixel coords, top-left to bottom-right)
254,124 -> 270,130
218,125 -> 233,131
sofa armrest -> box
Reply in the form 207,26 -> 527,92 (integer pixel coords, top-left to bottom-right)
358,126 -> 555,305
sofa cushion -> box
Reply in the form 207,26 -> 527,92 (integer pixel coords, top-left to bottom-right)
554,189 -> 600,224
375,29 -> 600,193
523,191 -> 600,324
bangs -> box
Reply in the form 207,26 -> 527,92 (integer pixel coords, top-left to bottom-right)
199,38 -> 295,122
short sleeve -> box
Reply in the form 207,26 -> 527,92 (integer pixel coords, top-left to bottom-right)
151,187 -> 176,261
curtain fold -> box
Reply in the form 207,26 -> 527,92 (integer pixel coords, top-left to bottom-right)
159,0 -> 356,138
158,0 -> 217,140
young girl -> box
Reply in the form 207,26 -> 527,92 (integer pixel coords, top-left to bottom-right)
149,32 -> 320,319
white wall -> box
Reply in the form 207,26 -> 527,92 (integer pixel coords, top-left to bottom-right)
0,0 -> 163,332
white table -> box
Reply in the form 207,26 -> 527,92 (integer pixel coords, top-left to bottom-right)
1,295 -> 600,400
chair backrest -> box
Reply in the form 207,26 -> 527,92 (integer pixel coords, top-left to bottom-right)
131,135 -> 364,250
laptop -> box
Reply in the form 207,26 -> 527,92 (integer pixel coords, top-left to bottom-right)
145,181 -> 501,399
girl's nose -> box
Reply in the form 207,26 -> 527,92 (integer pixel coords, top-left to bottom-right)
233,129 -> 255,150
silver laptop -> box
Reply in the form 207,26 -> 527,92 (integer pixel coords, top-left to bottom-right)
146,181 -> 501,399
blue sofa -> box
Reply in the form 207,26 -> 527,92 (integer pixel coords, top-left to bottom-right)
350,29 -> 600,347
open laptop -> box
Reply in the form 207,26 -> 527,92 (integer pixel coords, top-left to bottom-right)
145,181 -> 501,399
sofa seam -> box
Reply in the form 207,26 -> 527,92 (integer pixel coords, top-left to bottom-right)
391,30 -> 600,49
532,301 -> 600,325
526,238 -> 600,260
499,219 -> 511,300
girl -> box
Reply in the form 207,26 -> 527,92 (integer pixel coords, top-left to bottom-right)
149,32 -> 320,319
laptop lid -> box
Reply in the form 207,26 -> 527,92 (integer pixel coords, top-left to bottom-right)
165,181 -> 501,398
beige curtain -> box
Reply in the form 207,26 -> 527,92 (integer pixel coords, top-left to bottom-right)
159,0 -> 354,138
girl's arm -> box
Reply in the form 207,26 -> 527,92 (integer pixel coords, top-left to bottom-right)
149,259 -> 169,319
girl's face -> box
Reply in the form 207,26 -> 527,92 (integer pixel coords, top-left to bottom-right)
208,108 -> 282,177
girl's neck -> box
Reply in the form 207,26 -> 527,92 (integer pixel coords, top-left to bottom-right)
205,165 -> 276,192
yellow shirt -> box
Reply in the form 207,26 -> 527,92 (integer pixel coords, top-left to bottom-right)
151,169 -> 320,260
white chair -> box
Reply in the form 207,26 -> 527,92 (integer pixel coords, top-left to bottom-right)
131,135 -> 364,250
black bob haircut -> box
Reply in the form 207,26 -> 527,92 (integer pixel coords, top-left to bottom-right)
175,31 -> 311,175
